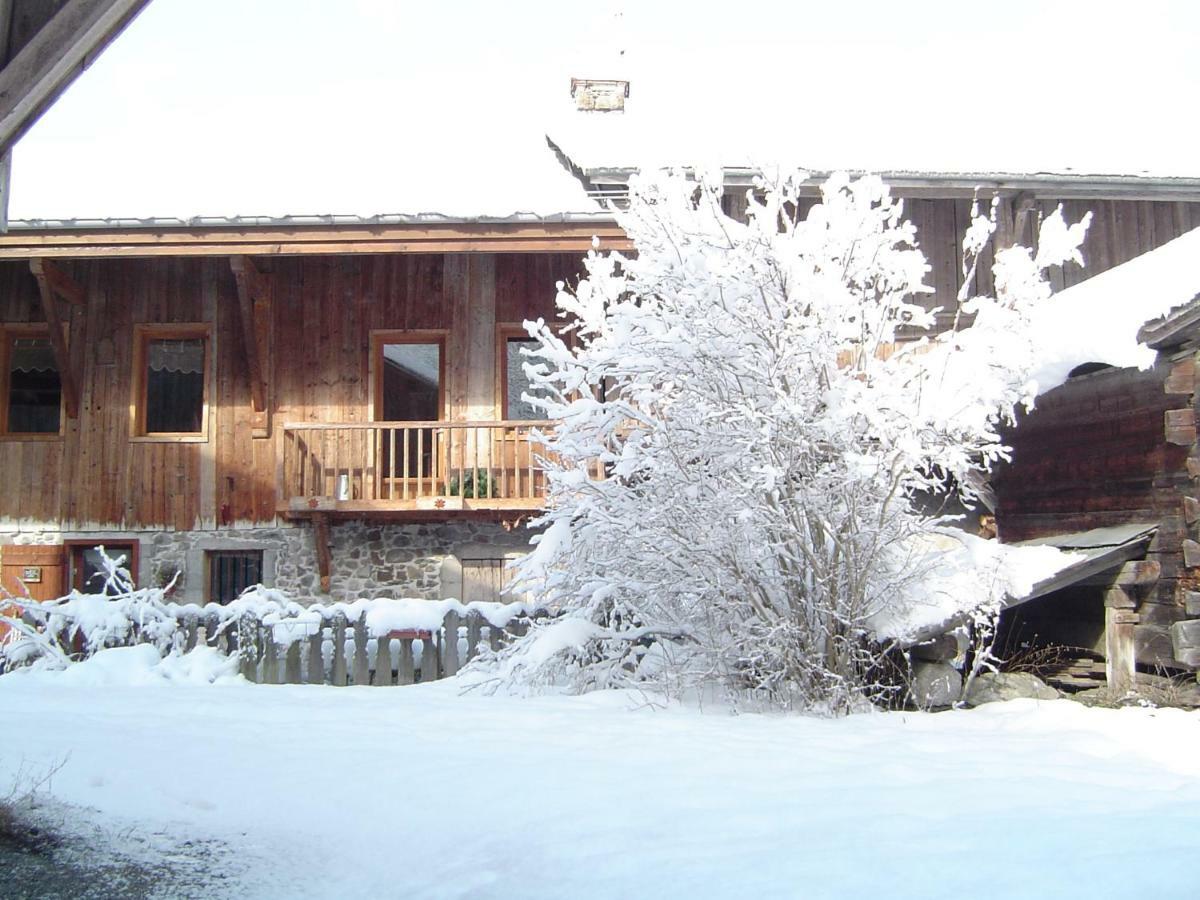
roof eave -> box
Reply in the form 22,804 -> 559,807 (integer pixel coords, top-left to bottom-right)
582,166 -> 1200,201
0,216 -> 630,259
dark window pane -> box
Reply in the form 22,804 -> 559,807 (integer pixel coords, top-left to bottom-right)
145,338 -> 204,433
209,551 -> 263,605
8,338 -> 61,433
505,338 -> 541,420
76,544 -> 135,596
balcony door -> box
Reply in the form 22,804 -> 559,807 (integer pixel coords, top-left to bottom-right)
373,332 -> 445,483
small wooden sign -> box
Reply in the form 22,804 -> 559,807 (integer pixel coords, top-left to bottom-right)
21,566 -> 42,583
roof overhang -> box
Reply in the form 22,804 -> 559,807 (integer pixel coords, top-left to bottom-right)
0,0 -> 152,158
899,523 -> 1158,649
0,214 -> 630,258
1013,523 -> 1159,603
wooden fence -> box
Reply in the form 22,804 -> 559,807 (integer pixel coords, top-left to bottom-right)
175,607 -> 534,685
0,600 -> 542,685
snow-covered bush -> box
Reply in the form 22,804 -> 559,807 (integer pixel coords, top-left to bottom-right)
0,546 -> 547,677
497,170 -> 1090,712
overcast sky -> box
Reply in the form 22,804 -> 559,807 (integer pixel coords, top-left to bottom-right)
10,0 -> 1200,220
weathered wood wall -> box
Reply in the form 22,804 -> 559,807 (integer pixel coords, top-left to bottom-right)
0,252 -> 578,529
1,196 -> 1198,531
994,353 -> 1198,665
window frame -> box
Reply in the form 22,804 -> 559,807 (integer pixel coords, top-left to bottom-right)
496,324 -> 546,422
0,323 -> 65,441
130,323 -> 212,442
66,539 -> 139,594
369,330 -> 448,423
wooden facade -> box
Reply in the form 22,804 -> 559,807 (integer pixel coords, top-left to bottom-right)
0,247 -> 597,529
0,190 -> 1197,607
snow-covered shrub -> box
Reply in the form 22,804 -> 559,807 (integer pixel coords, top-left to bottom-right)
0,546 -> 547,677
495,169 -> 1090,712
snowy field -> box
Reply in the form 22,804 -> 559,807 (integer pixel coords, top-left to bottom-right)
2,649 -> 1198,899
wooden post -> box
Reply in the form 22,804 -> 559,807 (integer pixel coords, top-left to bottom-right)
1105,606 -> 1138,695
421,634 -> 438,683
182,615 -> 198,653
238,614 -> 258,682
312,513 -> 333,593
352,616 -> 370,685
228,256 -> 271,420
263,632 -> 279,685
284,640 -> 302,684
398,637 -> 414,685
331,614 -> 348,686
442,610 -> 460,677
466,611 -> 483,662
1104,574 -> 1141,695
306,628 -> 324,685
375,635 -> 392,687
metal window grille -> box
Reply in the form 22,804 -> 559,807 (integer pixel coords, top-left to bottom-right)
208,550 -> 263,605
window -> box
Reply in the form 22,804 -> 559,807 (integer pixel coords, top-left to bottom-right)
372,331 -> 446,479
68,541 -> 137,596
207,550 -> 263,605
0,327 -> 62,436
497,327 -> 542,421
132,325 -> 210,439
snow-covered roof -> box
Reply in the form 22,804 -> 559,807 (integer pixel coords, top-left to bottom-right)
548,110 -> 1200,187
1027,225 -> 1200,391
8,1 -> 1200,221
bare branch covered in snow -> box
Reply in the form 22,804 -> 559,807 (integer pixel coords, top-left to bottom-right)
489,169 -> 1089,711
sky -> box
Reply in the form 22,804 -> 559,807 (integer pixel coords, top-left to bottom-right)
9,0 -> 1200,220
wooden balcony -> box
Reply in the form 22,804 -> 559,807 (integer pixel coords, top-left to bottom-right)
280,421 -> 563,517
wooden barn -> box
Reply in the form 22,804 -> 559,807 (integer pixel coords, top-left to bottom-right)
1,163 -> 1199,610
994,227 -> 1200,690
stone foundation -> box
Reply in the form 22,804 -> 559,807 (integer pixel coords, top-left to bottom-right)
3,520 -> 537,605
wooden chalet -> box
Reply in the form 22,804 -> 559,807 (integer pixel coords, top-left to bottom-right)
1,169 -> 1199,616
0,214 -> 628,604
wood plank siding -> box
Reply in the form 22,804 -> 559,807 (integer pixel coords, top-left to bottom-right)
0,196 -> 1197,531
0,251 -> 582,529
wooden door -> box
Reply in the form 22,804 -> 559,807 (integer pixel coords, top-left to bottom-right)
460,558 -> 513,604
0,544 -> 65,645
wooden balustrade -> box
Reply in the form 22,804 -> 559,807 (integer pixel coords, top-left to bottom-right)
280,420 -> 564,512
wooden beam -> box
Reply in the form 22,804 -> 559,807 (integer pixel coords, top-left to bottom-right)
229,255 -> 269,414
1105,608 -> 1139,692
0,0 -> 151,157
312,513 -> 332,593
28,258 -> 79,418
0,222 -> 633,259
32,257 -> 85,304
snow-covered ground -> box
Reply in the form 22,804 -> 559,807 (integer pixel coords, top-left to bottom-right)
2,650 -> 1198,899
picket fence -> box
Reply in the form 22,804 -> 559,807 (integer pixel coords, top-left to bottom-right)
173,607 -> 535,685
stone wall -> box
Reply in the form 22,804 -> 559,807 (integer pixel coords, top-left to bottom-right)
3,520 -> 537,606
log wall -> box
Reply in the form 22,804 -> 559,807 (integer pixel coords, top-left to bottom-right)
994,352 -> 1200,666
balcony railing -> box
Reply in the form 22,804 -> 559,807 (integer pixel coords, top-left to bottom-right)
280,421 -> 564,513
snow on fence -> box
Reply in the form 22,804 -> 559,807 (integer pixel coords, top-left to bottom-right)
0,587 -> 545,685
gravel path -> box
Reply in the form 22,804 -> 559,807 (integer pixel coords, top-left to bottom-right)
1,802 -> 241,900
